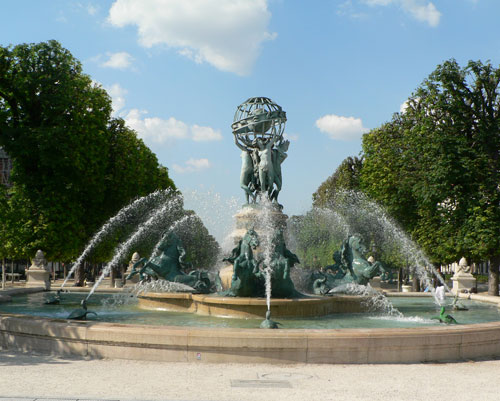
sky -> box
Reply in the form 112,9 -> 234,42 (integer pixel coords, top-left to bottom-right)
1,0 -> 500,242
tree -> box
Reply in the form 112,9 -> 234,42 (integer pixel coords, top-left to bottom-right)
361,59 -> 500,295
0,40 -> 176,263
312,156 -> 363,209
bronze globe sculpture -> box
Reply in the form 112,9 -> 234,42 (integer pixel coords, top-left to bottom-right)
231,97 -> 287,151
232,97 -> 289,205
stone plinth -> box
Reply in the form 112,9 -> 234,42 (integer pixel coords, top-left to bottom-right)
223,204 -> 289,286
230,204 -> 288,246
452,257 -> 476,294
138,293 -> 368,318
25,250 -> 50,290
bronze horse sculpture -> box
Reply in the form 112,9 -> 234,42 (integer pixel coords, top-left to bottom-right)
126,231 -> 211,293
312,234 -> 389,294
222,228 -> 264,297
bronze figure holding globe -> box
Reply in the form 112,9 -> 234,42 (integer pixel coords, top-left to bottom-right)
232,97 -> 289,207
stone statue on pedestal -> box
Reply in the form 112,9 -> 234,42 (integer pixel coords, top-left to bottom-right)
26,250 -> 51,290
451,257 -> 476,294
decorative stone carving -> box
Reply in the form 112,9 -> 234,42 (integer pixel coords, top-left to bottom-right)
452,257 -> 476,294
26,250 -> 50,290
125,252 -> 141,284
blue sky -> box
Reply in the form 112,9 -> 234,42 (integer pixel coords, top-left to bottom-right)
1,0 -> 499,241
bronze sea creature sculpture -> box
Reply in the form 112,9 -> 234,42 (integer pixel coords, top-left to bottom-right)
67,299 -> 97,320
44,289 -> 62,305
432,306 -> 458,324
260,310 -> 281,329
126,231 -> 211,293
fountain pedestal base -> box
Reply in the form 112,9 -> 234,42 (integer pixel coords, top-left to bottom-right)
138,293 -> 368,318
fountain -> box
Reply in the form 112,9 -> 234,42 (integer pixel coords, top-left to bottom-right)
1,97 -> 500,363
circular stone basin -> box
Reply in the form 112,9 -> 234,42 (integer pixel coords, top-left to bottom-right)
2,291 -> 500,364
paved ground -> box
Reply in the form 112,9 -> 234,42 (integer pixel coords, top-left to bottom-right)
1,350 -> 500,401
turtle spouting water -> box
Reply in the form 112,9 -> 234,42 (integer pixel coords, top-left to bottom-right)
44,289 -> 62,305
260,310 -> 281,329
67,299 -> 97,320
432,306 -> 457,324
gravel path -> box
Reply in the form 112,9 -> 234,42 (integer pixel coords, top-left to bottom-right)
0,350 -> 499,401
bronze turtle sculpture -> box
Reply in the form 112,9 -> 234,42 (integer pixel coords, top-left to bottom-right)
260,310 -> 281,329
67,299 -> 97,320
44,290 -> 62,305
432,306 -> 457,324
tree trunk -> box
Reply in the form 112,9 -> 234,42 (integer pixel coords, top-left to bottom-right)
411,268 -> 421,292
1,258 -> 5,290
488,256 -> 500,296
73,262 -> 85,287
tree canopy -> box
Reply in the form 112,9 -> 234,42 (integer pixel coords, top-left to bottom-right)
361,59 -> 500,294
312,156 -> 363,209
0,40 -> 176,261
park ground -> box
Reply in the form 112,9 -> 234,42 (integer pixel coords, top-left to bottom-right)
0,349 -> 499,401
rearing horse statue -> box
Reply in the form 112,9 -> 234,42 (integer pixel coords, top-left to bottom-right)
222,228 -> 264,297
312,234 -> 389,292
126,231 -> 211,293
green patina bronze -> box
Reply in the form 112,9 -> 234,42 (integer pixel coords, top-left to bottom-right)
222,228 -> 263,297
67,299 -> 97,320
232,97 -> 289,207
267,229 -> 302,298
222,228 -> 302,298
311,234 -> 389,294
432,306 -> 458,324
126,231 -> 211,293
260,310 -> 281,329
452,293 -> 468,311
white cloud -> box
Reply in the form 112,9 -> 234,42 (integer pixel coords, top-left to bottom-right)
315,114 -> 369,141
107,0 -> 276,76
124,109 -> 222,144
126,109 -> 189,143
99,81 -> 222,143
400,100 -> 409,114
362,0 -> 441,27
173,158 -> 211,173
105,83 -> 128,115
101,52 -> 134,69
191,125 -> 222,142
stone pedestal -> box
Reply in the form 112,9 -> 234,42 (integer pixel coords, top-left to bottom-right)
229,204 -> 288,246
401,285 -> 412,293
222,204 -> 288,289
452,257 -> 476,294
25,250 -> 50,290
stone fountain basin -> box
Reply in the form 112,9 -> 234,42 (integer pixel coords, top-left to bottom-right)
1,289 -> 500,364
137,293 -> 369,318
2,309 -> 500,364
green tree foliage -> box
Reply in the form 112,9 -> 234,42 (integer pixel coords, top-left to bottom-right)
361,59 -> 500,294
0,40 -> 176,261
288,212 -> 341,268
312,156 -> 363,208
178,211 -> 220,270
